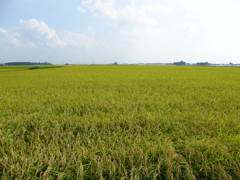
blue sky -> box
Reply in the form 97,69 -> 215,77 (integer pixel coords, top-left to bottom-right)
1,0 -> 240,64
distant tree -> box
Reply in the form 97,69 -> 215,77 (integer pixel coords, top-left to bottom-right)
173,61 -> 186,66
113,62 -> 118,65
196,62 -> 210,66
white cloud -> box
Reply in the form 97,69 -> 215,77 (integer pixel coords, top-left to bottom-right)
79,0 -> 171,26
2,0 -> 240,64
0,19 -> 102,64
20,18 -> 96,48
78,0 -> 240,63
0,28 -> 22,47
20,19 -> 66,47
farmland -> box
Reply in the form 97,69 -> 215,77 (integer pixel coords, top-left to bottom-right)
0,65 -> 240,179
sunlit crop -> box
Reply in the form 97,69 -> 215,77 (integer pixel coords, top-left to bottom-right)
0,65 -> 239,179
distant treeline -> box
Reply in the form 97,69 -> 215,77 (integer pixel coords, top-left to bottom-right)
1,61 -> 239,67
1,62 -> 52,66
173,61 -> 210,66
172,61 -> 240,66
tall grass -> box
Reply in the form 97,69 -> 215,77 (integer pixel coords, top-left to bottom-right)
0,66 -> 239,179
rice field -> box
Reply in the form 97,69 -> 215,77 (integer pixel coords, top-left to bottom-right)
0,65 -> 240,179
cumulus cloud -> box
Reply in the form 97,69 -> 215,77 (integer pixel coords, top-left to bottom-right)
0,28 -> 22,47
20,19 -> 66,47
20,18 -> 96,48
77,0 -> 240,63
2,0 -> 240,64
79,0 -> 171,26
0,19 -> 101,64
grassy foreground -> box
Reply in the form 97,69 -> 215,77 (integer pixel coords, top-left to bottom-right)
0,65 -> 239,179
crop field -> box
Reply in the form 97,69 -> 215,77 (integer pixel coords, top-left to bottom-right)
0,65 -> 240,179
